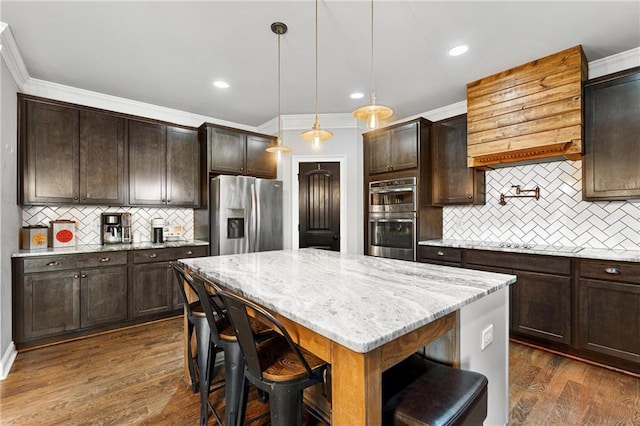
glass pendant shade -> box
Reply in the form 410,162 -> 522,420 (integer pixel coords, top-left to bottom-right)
301,119 -> 333,150
266,137 -> 292,162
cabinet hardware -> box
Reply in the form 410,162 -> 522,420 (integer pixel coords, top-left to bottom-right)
81,196 -> 86,200
46,261 -> 60,267
167,199 -> 171,203
81,274 -> 87,278
149,253 -> 158,258
604,267 -> 621,275
74,274 -> 79,279
100,257 -> 110,262
437,251 -> 444,256
73,196 -> 79,200
186,250 -> 194,255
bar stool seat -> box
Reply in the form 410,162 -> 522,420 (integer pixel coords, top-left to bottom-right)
383,354 -> 488,426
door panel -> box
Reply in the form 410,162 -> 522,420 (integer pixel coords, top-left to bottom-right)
166,126 -> 200,206
129,120 -> 166,205
299,162 -> 340,251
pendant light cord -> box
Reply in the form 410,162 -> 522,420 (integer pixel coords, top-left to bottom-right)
277,31 -> 282,144
370,0 -> 375,96
314,0 -> 319,122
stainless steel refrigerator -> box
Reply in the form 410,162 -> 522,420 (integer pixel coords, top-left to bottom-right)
209,175 -> 283,255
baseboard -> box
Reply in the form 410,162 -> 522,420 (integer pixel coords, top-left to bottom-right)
1,341 -> 17,379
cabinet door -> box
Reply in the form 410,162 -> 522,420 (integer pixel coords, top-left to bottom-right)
209,127 -> 245,174
131,262 -> 174,318
129,120 -> 167,205
23,100 -> 79,204
583,69 -> 640,200
246,134 -> 277,178
512,270 -> 571,344
366,131 -> 391,174
579,279 -> 640,363
79,111 -> 126,205
390,122 -> 418,172
80,266 -> 128,328
166,126 -> 200,207
432,115 -> 485,205
23,270 -> 80,339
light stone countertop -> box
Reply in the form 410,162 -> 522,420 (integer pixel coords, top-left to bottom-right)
12,239 -> 209,258
419,239 -> 640,263
178,248 -> 516,353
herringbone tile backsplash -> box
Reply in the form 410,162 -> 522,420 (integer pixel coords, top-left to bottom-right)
22,206 -> 195,244
443,160 -> 640,250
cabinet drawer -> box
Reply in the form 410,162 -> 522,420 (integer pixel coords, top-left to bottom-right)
133,246 -> 208,264
23,251 -> 128,274
418,246 -> 462,264
466,250 -> 571,275
579,260 -> 640,284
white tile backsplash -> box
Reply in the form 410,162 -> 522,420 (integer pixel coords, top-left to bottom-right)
443,160 -> 640,250
22,206 -> 195,245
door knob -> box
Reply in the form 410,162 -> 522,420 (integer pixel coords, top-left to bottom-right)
332,235 -> 339,240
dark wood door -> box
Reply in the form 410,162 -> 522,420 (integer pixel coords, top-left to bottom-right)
512,270 -> 572,344
23,270 -> 80,339
166,126 -> 200,207
390,121 -> 419,172
579,278 -> 640,363
209,127 -> 245,174
23,100 -> 79,204
129,120 -> 166,205
246,134 -> 277,178
366,131 -> 391,174
131,262 -> 173,318
583,68 -> 640,200
80,266 -> 128,328
299,162 -> 340,251
432,114 -> 485,205
79,111 -> 126,205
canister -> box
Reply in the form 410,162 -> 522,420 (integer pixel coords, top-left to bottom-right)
49,220 -> 76,247
20,225 -> 48,250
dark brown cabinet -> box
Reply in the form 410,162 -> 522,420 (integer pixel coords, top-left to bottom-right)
365,121 -> 420,175
465,250 -> 572,345
417,246 -> 462,267
19,95 -> 126,206
203,123 -> 277,179
431,114 -> 485,205
129,120 -> 200,207
578,260 -> 640,364
583,67 -> 640,201
80,265 -> 128,328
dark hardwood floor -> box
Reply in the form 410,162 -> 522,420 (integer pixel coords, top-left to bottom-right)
1,317 -> 638,425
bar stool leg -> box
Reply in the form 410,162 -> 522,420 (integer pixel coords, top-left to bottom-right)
224,343 -> 245,426
196,320 -> 212,426
269,388 -> 303,426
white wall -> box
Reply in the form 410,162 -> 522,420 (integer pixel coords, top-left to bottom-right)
0,51 -> 20,378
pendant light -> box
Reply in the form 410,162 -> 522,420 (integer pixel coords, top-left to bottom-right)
301,0 -> 333,150
265,22 -> 292,162
352,0 -> 393,130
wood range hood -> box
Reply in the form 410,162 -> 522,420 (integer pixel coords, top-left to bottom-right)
466,45 -> 587,168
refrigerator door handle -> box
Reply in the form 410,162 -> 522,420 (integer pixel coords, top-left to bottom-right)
250,182 -> 258,252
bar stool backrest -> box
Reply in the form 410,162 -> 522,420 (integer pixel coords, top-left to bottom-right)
170,262 -> 199,319
191,273 -> 227,340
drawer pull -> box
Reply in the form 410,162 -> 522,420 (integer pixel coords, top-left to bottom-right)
149,253 -> 158,258
74,274 -> 79,279
437,251 -> 444,256
46,261 -> 60,267
100,257 -> 110,263
604,267 -> 621,275
81,274 -> 87,278
186,250 -> 194,255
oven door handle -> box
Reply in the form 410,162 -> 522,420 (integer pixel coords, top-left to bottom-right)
369,186 -> 415,194
369,218 -> 415,223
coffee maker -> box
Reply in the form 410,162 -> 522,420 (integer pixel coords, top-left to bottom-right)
101,213 -> 132,244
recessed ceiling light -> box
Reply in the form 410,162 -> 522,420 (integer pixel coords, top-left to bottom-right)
448,45 -> 469,57
350,92 -> 364,99
213,80 -> 229,89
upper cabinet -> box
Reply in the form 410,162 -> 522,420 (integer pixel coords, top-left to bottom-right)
202,123 -> 277,179
466,45 -> 587,168
129,120 -> 200,207
583,67 -> 640,201
364,119 -> 426,175
19,95 -> 126,206
431,114 -> 485,206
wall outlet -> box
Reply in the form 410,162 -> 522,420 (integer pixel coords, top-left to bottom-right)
481,324 -> 494,350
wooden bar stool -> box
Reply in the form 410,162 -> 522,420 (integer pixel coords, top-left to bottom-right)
216,288 -> 328,426
382,354 -> 488,426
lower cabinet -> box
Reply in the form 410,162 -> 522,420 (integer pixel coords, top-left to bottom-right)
13,244 -> 208,349
417,246 -> 462,267
578,260 -> 640,364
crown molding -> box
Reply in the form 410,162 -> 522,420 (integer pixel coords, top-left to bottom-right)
257,113 -> 357,135
0,23 -> 30,90
588,47 -> 640,79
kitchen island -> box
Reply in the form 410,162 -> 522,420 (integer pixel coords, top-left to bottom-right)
179,248 -> 516,425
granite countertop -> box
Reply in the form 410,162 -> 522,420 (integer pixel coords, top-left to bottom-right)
419,239 -> 640,263
12,239 -> 209,258
178,248 -> 516,353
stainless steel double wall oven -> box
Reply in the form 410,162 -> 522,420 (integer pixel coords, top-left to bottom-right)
368,177 -> 417,261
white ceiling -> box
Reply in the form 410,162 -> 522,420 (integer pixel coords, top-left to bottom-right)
2,1 -> 639,127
